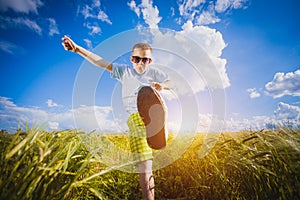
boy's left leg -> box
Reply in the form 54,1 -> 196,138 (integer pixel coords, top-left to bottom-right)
127,113 -> 154,199
137,160 -> 154,200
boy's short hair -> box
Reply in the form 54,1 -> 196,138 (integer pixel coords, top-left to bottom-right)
132,42 -> 152,52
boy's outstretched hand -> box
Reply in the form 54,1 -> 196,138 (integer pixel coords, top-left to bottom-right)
151,81 -> 171,91
151,82 -> 163,91
61,35 -> 77,52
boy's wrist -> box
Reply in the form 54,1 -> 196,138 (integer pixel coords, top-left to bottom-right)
74,45 -> 79,53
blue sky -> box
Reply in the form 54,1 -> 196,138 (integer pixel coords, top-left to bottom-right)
0,0 -> 299,132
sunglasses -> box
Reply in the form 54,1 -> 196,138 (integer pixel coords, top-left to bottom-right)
131,56 -> 152,64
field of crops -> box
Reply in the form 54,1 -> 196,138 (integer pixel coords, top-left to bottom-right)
0,127 -> 299,200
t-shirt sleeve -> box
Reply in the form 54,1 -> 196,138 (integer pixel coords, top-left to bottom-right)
111,63 -> 126,81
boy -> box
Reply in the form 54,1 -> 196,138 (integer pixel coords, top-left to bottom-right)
62,35 -> 170,200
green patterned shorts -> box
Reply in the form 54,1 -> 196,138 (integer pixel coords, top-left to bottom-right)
127,112 -> 153,162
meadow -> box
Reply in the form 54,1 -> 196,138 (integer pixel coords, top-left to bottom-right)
0,127 -> 299,200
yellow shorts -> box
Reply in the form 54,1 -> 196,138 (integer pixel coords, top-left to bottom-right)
127,113 -> 153,162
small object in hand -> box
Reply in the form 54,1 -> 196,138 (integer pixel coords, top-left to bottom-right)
63,41 -> 72,51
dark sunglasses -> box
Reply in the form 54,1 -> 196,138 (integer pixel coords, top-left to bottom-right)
131,56 -> 152,64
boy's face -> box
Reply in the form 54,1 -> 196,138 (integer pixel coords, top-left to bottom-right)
130,48 -> 152,74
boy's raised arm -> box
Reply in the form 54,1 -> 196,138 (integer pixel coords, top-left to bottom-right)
61,35 -> 112,72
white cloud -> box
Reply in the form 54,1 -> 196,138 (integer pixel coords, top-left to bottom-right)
72,105 -> 117,132
0,0 -> 43,14
197,113 -> 274,132
215,0 -> 248,13
170,7 -> 175,17
247,88 -> 261,99
48,18 -> 60,36
93,0 -> 101,7
232,0 -> 248,9
179,21 -> 229,89
128,0 -> 162,29
84,38 -> 93,49
178,0 -> 205,18
196,10 -> 220,25
177,0 -> 248,25
274,102 -> 300,122
79,1 -> 112,24
140,0 -> 162,29
181,21 -> 226,57
0,97 -> 48,130
1,96 -> 299,133
215,0 -> 231,12
265,70 -> 300,98
0,96 -> 119,132
97,10 -> 112,24
85,23 -> 101,35
128,0 -> 141,17
0,16 -> 42,35
222,102 -> 300,131
48,121 -> 59,130
0,40 -> 25,55
0,97 -> 16,107
0,1 -> 61,37
46,99 -> 58,108
81,5 -> 94,19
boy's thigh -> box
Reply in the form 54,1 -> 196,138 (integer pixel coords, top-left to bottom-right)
127,113 -> 153,162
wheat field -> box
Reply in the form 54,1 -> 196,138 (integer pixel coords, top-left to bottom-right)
0,127 -> 299,199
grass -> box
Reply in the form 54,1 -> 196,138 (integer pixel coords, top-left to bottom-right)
0,127 -> 299,199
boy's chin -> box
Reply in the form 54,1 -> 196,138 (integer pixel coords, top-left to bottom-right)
135,68 -> 146,74
136,70 -> 145,74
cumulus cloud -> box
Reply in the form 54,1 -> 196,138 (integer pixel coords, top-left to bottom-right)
222,102 -> 300,131
265,70 -> 300,98
274,102 -> 300,122
197,113 -> 276,132
179,21 -> 229,88
0,96 -> 119,132
72,105 -> 116,132
127,0 -> 162,29
147,27 -> 229,97
0,0 -> 43,14
0,97 -> 48,130
247,88 -> 261,99
1,96 -> 299,132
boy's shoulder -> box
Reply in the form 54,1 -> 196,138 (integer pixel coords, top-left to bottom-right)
147,65 -> 167,75
113,63 -> 130,70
